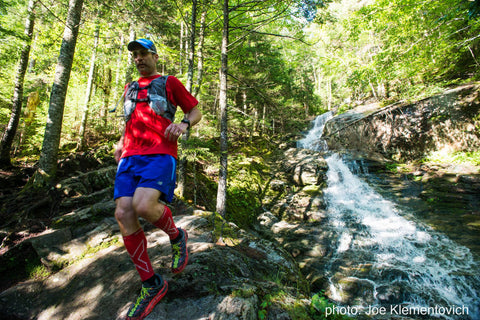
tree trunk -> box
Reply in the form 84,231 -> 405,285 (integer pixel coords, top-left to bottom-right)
77,24 -> 99,150
113,33 -> 124,109
124,27 -> 135,84
369,79 -> 378,100
253,106 -> 258,133
114,34 -> 124,94
186,0 -> 197,93
37,0 -> 83,183
0,0 -> 36,168
216,0 -> 229,218
261,104 -> 266,136
327,79 -> 332,110
102,67 -> 112,128
28,32 -> 38,73
180,21 -> 184,75
193,7 -> 207,98
177,0 -> 198,198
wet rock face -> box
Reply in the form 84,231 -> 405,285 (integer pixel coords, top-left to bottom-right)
259,148 -> 332,294
323,84 -> 480,161
269,148 -> 328,222
283,148 -> 329,186
257,213 -> 331,293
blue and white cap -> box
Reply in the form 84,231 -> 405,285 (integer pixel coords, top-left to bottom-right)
127,38 -> 157,54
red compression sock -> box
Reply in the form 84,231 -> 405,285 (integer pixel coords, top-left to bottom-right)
123,229 -> 154,282
153,206 -> 180,240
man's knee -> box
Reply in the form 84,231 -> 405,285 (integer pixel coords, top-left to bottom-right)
132,188 -> 163,220
115,199 -> 135,223
134,201 -> 162,220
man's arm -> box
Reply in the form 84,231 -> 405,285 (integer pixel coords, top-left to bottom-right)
114,131 -> 125,163
165,107 -> 202,141
182,107 -> 202,129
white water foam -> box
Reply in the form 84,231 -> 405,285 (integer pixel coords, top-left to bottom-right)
297,111 -> 333,151
324,153 -> 480,319
299,114 -> 480,319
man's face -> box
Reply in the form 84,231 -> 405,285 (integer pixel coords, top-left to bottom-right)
131,49 -> 159,77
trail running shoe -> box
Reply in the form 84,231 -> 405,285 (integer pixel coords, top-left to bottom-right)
126,276 -> 168,320
171,228 -> 188,273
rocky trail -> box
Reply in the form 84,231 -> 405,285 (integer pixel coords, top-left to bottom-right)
0,149 -> 320,320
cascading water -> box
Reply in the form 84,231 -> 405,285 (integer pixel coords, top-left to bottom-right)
297,111 -> 333,151
300,113 -> 480,319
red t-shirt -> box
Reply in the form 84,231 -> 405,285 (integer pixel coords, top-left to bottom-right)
121,75 -> 198,159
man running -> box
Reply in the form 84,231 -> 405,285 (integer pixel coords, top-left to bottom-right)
113,38 -> 202,320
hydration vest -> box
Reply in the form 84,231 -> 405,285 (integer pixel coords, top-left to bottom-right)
123,76 -> 176,123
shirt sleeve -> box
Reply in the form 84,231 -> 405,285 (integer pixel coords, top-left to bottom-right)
166,76 -> 199,114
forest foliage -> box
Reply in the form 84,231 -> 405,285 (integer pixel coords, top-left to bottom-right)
1,0 -> 479,222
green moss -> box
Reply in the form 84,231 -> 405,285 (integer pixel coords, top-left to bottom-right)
205,211 -> 242,245
258,293 -> 274,320
232,285 -> 256,298
48,237 -> 120,273
425,150 -> 480,166
467,220 -> 480,229
81,237 -> 120,258
302,185 -> 322,196
225,145 -> 274,229
28,264 -> 50,279
310,292 -> 354,320
256,290 -> 355,320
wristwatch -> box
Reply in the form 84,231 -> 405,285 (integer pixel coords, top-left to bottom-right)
181,118 -> 191,129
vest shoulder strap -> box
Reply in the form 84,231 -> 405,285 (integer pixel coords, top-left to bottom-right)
123,76 -> 177,123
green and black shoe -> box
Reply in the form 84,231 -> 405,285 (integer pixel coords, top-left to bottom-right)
126,274 -> 168,320
171,228 -> 189,273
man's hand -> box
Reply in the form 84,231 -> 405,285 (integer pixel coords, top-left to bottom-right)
165,122 -> 188,142
114,147 -> 122,163
114,136 -> 125,163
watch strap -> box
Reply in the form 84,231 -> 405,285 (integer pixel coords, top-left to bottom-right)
181,118 -> 191,129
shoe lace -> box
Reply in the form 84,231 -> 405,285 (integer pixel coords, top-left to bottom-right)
172,243 -> 181,257
171,231 -> 185,268
129,287 -> 150,315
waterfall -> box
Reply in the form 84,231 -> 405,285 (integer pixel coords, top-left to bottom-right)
297,111 -> 333,151
300,113 -> 480,319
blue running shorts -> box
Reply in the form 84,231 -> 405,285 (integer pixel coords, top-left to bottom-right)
114,154 -> 177,203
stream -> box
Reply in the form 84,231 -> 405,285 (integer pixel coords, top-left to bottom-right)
298,113 -> 480,319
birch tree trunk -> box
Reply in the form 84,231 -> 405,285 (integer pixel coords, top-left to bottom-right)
37,0 -> 83,182
77,24 -> 99,150
216,0 -> 229,218
0,0 -> 36,168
